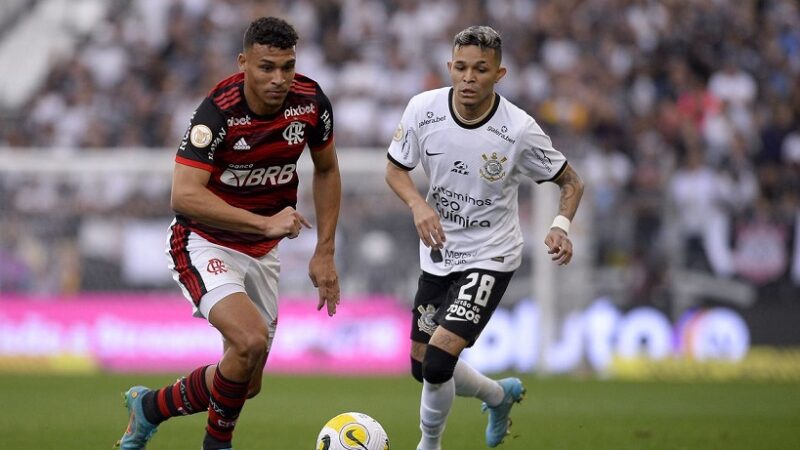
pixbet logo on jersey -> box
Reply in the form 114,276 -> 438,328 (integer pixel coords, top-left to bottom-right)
219,164 -> 297,187
284,103 -> 315,119
227,115 -> 252,127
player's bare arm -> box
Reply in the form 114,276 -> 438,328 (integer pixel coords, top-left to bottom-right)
545,163 -> 585,265
385,161 -> 446,249
171,163 -> 310,238
309,141 -> 342,316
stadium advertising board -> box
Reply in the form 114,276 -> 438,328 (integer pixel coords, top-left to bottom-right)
1,295 -> 798,379
0,295 -> 409,374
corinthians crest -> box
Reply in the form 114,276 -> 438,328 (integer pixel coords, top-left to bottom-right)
479,152 -> 507,182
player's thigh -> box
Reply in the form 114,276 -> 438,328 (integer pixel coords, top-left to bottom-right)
166,226 -> 250,319
435,268 -> 514,346
207,292 -> 269,346
244,247 -> 280,351
411,271 -> 455,346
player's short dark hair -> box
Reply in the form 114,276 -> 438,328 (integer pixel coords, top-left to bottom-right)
453,25 -> 502,62
243,17 -> 299,50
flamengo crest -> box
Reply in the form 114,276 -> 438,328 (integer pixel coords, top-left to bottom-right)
207,258 -> 227,274
283,121 -> 305,145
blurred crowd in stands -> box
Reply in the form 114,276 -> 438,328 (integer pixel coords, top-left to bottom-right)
1,0 -> 799,311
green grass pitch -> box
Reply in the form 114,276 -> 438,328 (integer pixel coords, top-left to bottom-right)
1,373 -> 798,449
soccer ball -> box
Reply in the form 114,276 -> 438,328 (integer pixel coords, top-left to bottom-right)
316,411 -> 389,450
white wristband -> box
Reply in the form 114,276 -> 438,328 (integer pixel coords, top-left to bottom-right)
550,215 -> 571,234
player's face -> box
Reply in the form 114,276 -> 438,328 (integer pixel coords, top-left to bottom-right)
238,44 -> 296,115
448,45 -> 506,114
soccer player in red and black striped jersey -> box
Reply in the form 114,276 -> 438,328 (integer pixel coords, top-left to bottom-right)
115,17 -> 341,450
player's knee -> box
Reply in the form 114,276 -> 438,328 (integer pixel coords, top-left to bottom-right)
411,356 -> 424,383
422,345 -> 458,384
230,333 -> 268,370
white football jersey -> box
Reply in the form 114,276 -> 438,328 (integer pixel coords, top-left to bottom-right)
388,87 -> 567,275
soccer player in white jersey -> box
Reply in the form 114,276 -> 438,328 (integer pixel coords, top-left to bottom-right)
386,25 -> 584,449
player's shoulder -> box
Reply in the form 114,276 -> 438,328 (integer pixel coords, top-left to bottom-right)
497,94 -> 544,133
207,72 -> 245,111
409,87 -> 450,106
404,87 -> 450,118
290,72 -> 323,97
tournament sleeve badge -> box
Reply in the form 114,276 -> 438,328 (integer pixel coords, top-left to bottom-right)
190,124 -> 213,148
392,123 -> 404,141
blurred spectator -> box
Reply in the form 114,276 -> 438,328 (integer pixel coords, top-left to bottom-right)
0,0 -> 798,307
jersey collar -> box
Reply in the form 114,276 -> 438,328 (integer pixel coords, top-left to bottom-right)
448,88 -> 500,130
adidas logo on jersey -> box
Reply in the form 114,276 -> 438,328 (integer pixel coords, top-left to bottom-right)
232,138 -> 251,151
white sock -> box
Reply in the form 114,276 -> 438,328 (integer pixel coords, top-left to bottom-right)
418,378 -> 454,450
453,359 -> 505,406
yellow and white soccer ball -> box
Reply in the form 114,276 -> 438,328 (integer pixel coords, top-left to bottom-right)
316,411 -> 389,450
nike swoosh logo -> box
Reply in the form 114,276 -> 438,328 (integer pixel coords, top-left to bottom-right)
319,435 -> 331,450
444,313 -> 468,322
345,430 -> 369,450
425,149 -> 444,156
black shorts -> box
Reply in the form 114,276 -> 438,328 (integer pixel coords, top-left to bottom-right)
411,268 -> 514,346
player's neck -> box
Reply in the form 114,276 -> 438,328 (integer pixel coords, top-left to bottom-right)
243,86 -> 281,116
452,93 -> 495,124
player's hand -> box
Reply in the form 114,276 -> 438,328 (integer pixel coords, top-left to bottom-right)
411,201 -> 446,249
545,228 -> 573,265
309,253 -> 340,317
265,206 -> 312,239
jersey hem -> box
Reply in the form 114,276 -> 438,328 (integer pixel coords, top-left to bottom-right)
537,160 -> 568,184
175,156 -> 213,172
387,153 -> 414,171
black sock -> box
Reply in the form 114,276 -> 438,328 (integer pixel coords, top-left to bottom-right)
203,433 -> 232,450
141,391 -> 163,424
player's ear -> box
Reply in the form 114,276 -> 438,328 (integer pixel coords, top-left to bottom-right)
237,52 -> 246,71
495,66 -> 507,83
447,60 -> 453,72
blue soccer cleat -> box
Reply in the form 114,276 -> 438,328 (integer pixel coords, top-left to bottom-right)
114,386 -> 158,450
481,377 -> 526,447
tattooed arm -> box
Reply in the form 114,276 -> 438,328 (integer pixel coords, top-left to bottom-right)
545,163 -> 584,265
553,163 -> 584,221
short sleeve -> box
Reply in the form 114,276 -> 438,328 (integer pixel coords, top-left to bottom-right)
176,97 -> 227,171
307,87 -> 335,151
517,118 -> 567,183
386,99 -> 420,171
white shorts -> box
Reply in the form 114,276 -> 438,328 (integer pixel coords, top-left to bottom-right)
165,220 -> 280,344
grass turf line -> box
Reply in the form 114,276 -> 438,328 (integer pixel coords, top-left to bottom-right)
0,373 -> 798,450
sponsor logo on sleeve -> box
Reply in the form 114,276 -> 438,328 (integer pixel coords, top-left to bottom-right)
534,148 -> 553,173
320,109 -> 332,141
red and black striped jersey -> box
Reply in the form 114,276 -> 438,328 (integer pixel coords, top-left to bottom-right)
175,72 -> 335,257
